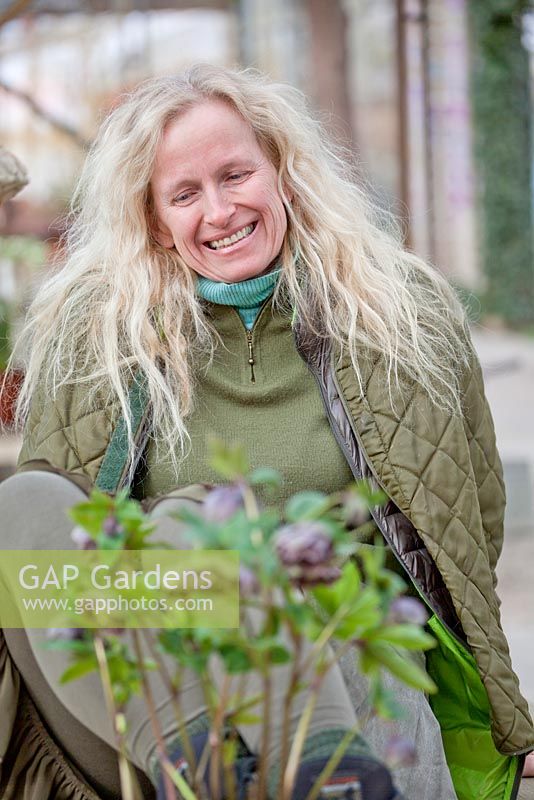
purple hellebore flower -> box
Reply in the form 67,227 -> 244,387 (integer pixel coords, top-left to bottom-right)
293,564 -> 342,587
203,485 -> 244,523
239,565 -> 260,596
102,515 -> 123,538
274,522 -> 340,587
384,735 -> 417,768
388,596 -> 429,627
275,521 -> 334,566
70,526 -> 96,550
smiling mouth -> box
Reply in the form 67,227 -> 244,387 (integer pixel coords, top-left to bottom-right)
205,222 -> 257,251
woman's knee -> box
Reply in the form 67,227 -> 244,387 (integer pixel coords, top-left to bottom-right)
0,470 -> 87,549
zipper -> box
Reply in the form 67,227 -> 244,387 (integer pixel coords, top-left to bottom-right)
246,331 -> 255,383
231,297 -> 272,384
295,334 -> 468,650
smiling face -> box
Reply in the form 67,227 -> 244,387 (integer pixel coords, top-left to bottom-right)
150,99 -> 288,283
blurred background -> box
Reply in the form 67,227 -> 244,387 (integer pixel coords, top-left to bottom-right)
0,0 -> 533,711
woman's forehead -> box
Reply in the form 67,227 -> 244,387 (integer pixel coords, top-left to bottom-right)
163,98 -> 254,142
151,101 -> 272,188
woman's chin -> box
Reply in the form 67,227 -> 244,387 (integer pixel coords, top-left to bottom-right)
195,262 -> 275,284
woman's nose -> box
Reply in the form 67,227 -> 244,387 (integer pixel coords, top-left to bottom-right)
203,187 -> 236,228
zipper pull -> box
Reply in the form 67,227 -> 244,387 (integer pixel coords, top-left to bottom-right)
246,331 -> 255,383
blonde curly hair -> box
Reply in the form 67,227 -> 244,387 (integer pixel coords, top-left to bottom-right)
15,63 -> 469,476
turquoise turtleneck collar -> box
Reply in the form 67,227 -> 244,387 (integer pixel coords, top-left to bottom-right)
196,268 -> 281,330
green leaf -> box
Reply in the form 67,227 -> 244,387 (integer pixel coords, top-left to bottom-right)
254,636 -> 291,664
117,500 -> 145,520
358,645 -> 380,677
311,560 -> 362,615
207,437 -> 249,480
222,738 -> 238,767
158,631 -> 211,671
68,506 -> 107,536
267,644 -> 291,664
349,480 -> 387,508
228,711 -> 262,725
335,541 -> 360,559
42,638 -> 94,655
368,673 -> 406,720
375,571 -> 407,601
95,531 -> 126,550
285,491 -> 330,521
284,602 -> 314,628
302,614 -> 327,642
128,522 -> 157,549
86,489 -> 115,509
112,680 -> 139,706
333,593 -> 383,639
219,644 -> 252,673
359,543 -> 386,581
365,642 -> 437,693
226,691 -> 263,719
59,656 -> 98,684
365,625 -> 436,651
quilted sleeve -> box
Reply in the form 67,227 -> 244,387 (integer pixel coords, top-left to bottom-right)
17,380 -> 67,467
17,379 -> 117,493
460,333 -> 506,583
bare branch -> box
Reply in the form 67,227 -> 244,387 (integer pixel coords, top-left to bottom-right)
0,0 -> 34,28
0,78 -> 91,149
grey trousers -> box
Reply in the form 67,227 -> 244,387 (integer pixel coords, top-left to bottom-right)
0,472 -> 457,800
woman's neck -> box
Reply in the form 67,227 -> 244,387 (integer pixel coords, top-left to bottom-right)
196,268 -> 281,330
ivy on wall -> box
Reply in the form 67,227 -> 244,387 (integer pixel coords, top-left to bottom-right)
469,0 -> 534,324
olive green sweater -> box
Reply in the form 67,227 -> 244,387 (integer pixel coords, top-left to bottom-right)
140,299 -> 354,505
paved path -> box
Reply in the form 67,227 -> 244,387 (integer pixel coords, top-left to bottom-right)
472,326 -> 534,714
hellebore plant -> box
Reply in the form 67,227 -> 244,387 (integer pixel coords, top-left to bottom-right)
49,440 -> 436,800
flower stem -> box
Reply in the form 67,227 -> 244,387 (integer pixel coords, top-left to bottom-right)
256,665 -> 272,800
276,628 -> 302,799
141,630 -> 198,778
304,722 -> 363,800
93,635 -> 139,800
209,673 -> 232,800
281,680 -> 320,800
298,602 -> 351,676
131,630 -> 176,800
193,669 -> 218,790
240,481 -> 263,546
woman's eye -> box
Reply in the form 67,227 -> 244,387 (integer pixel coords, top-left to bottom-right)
227,171 -> 249,182
174,190 -> 195,204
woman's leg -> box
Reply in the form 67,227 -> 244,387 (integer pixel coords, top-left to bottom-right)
334,640 -> 458,799
0,472 -> 208,782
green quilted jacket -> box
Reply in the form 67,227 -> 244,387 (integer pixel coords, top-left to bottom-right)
8,320 -> 534,800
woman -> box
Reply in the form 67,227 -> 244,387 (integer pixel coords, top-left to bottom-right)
1,64 -> 532,800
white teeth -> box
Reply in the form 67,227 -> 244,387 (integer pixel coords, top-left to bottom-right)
207,224 -> 254,250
